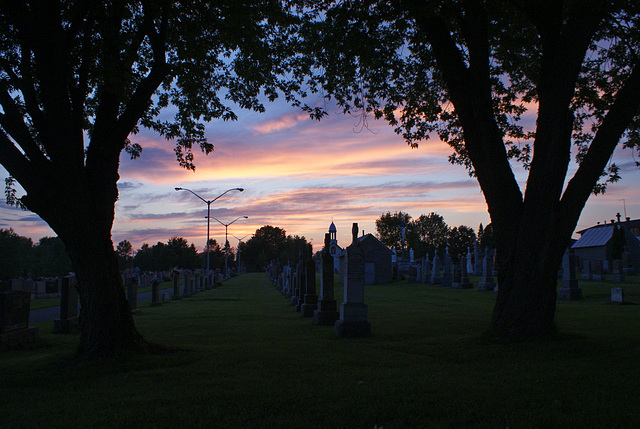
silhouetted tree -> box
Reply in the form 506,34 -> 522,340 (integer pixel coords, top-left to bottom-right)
0,1 -> 299,357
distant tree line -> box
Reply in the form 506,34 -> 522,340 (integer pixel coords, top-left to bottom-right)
375,212 -> 495,262
116,237 -> 232,273
0,228 -> 73,279
239,225 -> 309,271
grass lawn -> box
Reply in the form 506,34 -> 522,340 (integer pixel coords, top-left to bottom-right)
2,273 -> 639,428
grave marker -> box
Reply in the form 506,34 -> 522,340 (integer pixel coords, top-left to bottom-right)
335,223 -> 371,337
314,233 -> 340,325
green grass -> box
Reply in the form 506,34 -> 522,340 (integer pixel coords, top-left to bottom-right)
2,273 -> 639,428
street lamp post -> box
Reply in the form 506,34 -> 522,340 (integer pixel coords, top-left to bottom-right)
211,216 -> 248,278
231,234 -> 249,274
174,187 -> 244,285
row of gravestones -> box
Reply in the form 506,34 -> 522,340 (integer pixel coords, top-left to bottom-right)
0,269 -> 226,350
269,223 -> 371,337
407,246 -> 498,292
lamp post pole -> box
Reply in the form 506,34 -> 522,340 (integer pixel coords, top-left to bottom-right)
231,234 -> 249,274
175,187 -> 244,285
211,216 -> 248,278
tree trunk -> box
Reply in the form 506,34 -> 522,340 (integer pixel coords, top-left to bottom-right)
64,228 -> 144,358
489,204 -> 569,340
21,169 -> 145,359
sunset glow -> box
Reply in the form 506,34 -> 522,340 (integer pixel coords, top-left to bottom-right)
2,98 -> 640,253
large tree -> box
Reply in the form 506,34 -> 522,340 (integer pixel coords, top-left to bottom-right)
0,1 -> 296,357
297,1 -> 640,339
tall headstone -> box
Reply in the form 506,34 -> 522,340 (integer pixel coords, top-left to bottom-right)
474,241 -> 482,277
301,244 -> 318,317
477,248 -> 496,291
150,278 -> 161,307
172,270 -> 182,300
314,234 -> 340,325
182,272 -> 191,298
466,247 -> 474,275
423,255 -> 431,284
335,223 -> 371,337
54,275 -> 79,333
441,248 -> 453,287
430,254 -> 442,284
559,248 -> 582,300
0,290 -> 38,350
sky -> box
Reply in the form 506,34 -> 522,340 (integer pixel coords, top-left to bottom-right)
1,96 -> 640,253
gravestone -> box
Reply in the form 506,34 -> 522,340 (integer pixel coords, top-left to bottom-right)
182,272 -> 191,298
477,248 -> 496,291
335,223 -> 371,337
194,272 -> 201,293
559,249 -> 582,300
466,247 -> 474,275
441,249 -> 453,287
172,270 -> 182,300
423,255 -> 431,284
295,253 -> 306,312
581,260 -> 592,280
430,254 -> 442,284
474,241 -> 482,277
301,244 -> 318,317
611,259 -> 625,282
290,267 -> 299,306
591,260 -> 606,281
150,278 -> 161,307
452,260 -> 473,289
0,290 -> 38,350
314,233 -> 340,325
611,287 -> 624,304
54,275 -> 79,333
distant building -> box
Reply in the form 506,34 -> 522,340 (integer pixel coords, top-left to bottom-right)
327,222 -> 342,272
572,216 -> 640,271
338,233 -> 393,285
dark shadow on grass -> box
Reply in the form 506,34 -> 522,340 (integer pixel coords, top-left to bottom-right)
190,298 -> 241,302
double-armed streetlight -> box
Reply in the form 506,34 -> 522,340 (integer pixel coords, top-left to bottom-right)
231,234 -> 250,274
210,216 -> 248,278
174,187 -> 244,283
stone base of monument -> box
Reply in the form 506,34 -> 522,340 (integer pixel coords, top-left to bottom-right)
171,294 -> 182,300
335,303 -> 370,337
558,287 -> 582,300
313,300 -> 339,325
54,317 -> 79,333
477,281 -> 496,291
301,295 -> 318,317
290,295 -> 299,306
0,326 -> 38,350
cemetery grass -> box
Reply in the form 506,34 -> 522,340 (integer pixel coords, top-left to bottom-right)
2,274 -> 640,428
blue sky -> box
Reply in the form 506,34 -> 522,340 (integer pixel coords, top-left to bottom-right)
1,97 -> 639,252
